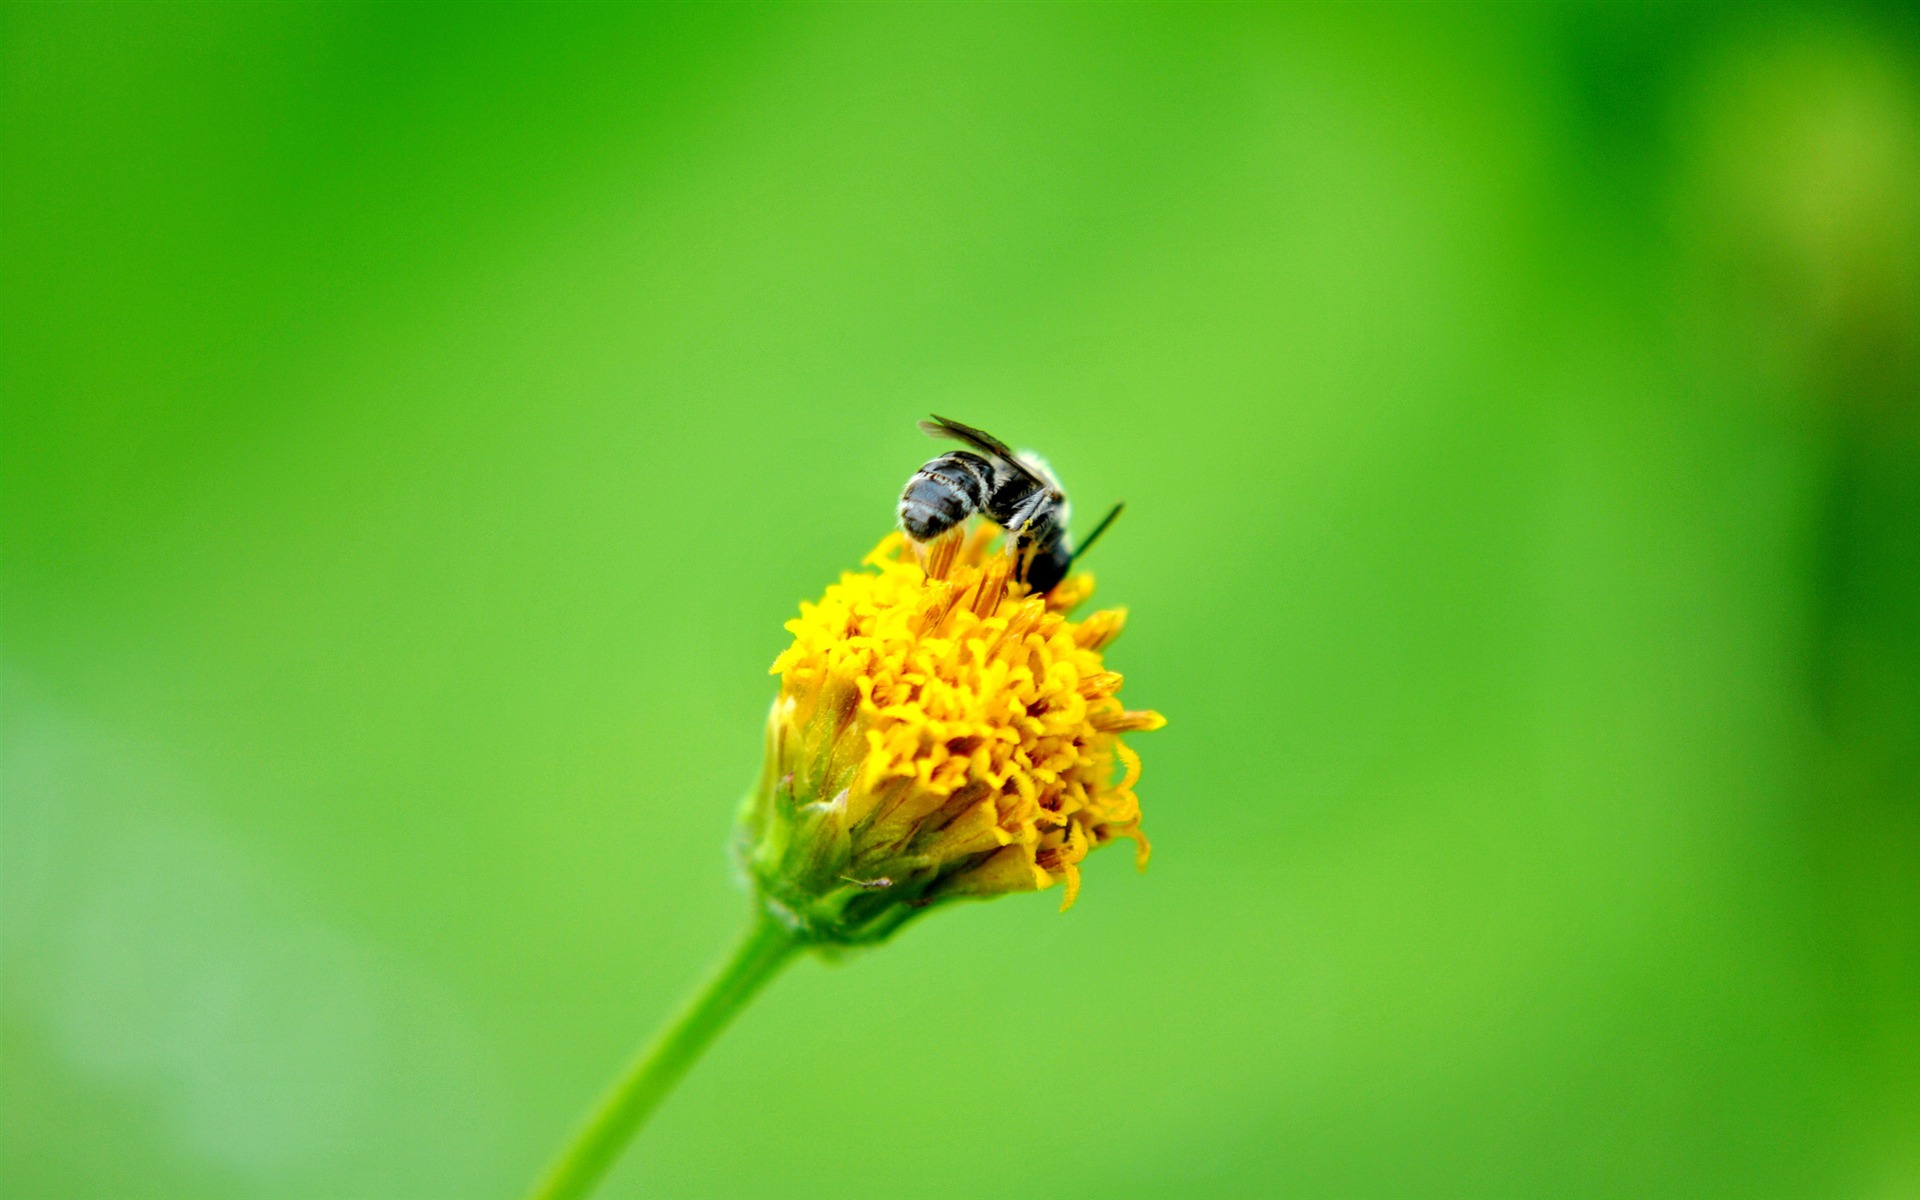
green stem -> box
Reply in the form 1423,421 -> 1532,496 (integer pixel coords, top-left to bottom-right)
524,909 -> 804,1200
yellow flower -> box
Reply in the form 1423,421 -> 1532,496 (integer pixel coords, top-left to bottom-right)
739,525 -> 1164,944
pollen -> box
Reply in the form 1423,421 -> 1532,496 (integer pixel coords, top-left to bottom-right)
753,525 -> 1162,930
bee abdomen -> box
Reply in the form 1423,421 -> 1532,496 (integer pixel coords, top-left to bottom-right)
898,451 -> 993,541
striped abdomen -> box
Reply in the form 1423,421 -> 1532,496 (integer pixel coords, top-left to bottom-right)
898,450 -> 994,541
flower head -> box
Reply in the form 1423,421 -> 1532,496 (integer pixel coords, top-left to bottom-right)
739,525 -> 1164,945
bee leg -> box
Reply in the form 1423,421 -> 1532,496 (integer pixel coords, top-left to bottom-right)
1001,491 -> 1064,587
921,525 -> 965,580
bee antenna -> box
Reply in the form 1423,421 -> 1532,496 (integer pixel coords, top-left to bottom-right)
1068,502 -> 1125,565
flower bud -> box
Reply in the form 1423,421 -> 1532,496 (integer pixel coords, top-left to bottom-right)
738,529 -> 1163,945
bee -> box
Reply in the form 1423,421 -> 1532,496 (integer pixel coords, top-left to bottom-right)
897,414 -> 1123,595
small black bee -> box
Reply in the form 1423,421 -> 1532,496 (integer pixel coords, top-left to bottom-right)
897,415 -> 1122,595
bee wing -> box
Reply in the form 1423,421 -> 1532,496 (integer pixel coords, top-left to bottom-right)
919,415 -> 1044,485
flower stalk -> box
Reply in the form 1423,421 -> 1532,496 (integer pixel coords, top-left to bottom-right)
523,912 -> 802,1200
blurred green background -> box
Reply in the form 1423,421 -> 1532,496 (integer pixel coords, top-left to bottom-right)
4,3 -> 1917,1198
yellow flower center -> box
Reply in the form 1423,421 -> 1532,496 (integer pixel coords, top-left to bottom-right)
759,526 -> 1162,924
